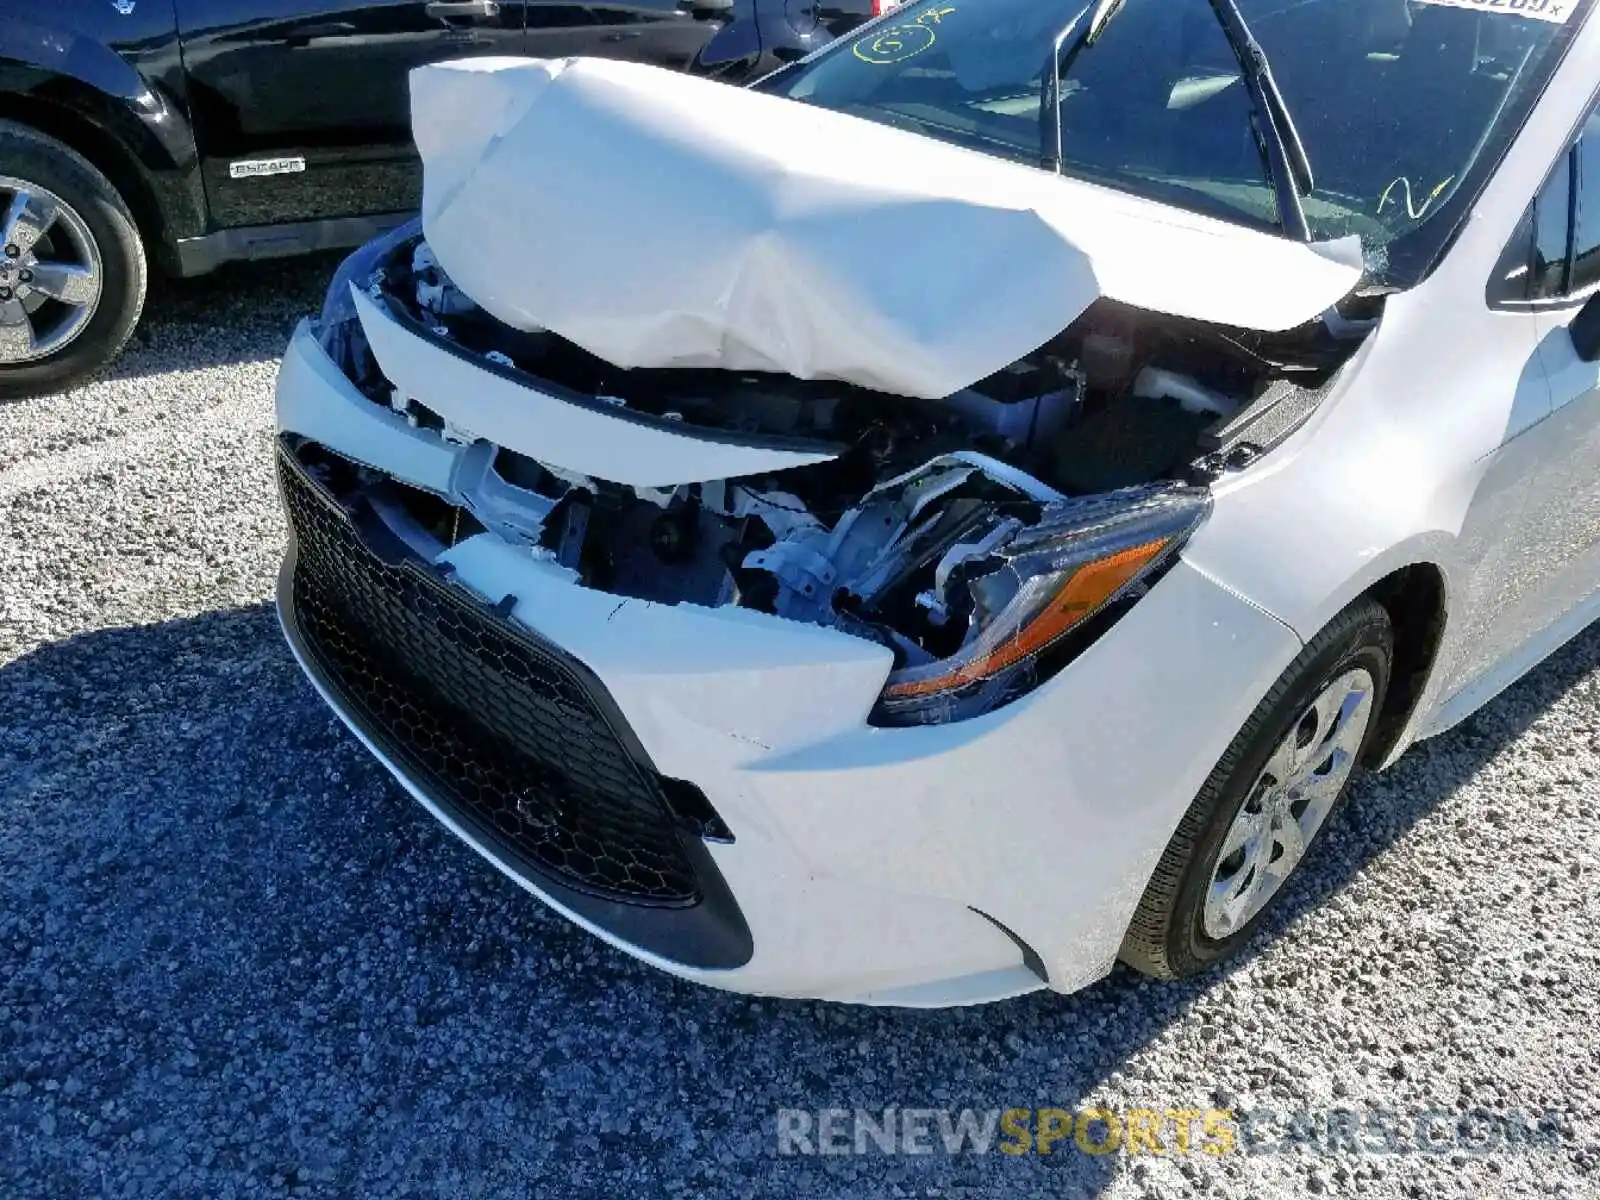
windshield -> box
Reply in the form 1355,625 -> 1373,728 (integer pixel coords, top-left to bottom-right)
762,0 -> 1586,286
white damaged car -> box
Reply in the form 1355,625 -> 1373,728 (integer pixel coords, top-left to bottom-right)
273,0 -> 1600,1005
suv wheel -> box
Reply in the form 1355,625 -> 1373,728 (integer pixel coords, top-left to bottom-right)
1120,598 -> 1393,979
0,121 -> 147,400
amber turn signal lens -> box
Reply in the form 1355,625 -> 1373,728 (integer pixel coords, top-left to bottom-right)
880,537 -> 1170,701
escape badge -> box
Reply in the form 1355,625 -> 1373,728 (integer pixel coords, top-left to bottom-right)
229,157 -> 307,180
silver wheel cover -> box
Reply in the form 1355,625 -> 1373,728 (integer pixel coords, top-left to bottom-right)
1203,666 -> 1377,940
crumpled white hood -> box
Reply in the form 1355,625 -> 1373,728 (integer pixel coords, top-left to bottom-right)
412,56 -> 1362,400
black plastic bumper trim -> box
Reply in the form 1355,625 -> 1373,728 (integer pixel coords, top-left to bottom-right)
275,460 -> 754,972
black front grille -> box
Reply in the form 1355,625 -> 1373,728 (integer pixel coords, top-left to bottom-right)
278,444 -> 701,906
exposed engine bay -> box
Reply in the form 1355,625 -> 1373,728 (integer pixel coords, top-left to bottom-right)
316,233 -> 1378,722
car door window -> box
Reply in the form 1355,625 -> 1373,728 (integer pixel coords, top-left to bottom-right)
1508,106 -> 1600,303
1531,149 -> 1574,299
1569,110 -> 1600,292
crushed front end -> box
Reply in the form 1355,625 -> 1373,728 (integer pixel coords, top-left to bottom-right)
272,212 -> 1362,1003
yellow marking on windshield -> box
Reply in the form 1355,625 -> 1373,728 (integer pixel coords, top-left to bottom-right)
1377,176 -> 1457,221
852,5 -> 957,65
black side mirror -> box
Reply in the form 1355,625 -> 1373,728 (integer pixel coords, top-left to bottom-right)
1569,291 -> 1600,362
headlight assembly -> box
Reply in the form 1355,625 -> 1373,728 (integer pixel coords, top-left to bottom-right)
870,485 -> 1210,726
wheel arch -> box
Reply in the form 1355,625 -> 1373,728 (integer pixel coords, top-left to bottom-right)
0,64 -> 206,264
1359,561 -> 1450,766
0,101 -> 148,245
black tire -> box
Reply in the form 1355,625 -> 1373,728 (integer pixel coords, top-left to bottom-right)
1120,598 -> 1394,979
0,121 -> 147,401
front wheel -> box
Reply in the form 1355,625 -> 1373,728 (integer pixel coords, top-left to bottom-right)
0,121 -> 148,401
1120,598 -> 1393,979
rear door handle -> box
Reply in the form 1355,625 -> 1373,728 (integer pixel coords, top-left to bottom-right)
426,0 -> 501,20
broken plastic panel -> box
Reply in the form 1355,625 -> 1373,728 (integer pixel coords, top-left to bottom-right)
317,217 -> 422,365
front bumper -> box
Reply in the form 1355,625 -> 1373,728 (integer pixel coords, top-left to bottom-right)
275,319 -> 1303,1005
275,444 -> 756,970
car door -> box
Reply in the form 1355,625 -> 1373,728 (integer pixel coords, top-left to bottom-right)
1445,99 -> 1600,704
175,0 -> 527,230
1522,106 -> 1600,631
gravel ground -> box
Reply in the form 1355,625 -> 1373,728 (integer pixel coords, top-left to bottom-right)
1,259 -> 1598,1200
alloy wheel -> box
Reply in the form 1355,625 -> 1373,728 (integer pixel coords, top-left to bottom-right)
1202,666 -> 1376,939
0,175 -> 105,365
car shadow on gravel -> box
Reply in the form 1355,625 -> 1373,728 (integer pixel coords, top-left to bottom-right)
1,604 -> 1596,1198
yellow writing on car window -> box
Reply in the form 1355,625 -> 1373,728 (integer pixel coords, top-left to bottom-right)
1377,176 -> 1457,221
853,5 -> 957,65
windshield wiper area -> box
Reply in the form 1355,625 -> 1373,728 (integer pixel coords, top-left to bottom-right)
1040,0 -> 1316,242
1206,0 -> 1316,241
1040,0 -> 1127,174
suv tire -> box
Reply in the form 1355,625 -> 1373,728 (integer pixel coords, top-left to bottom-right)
0,120 -> 148,400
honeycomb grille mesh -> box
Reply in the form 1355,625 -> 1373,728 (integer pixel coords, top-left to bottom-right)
278,446 -> 701,906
